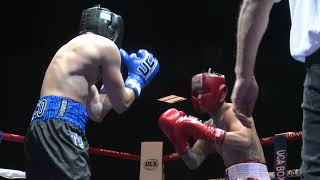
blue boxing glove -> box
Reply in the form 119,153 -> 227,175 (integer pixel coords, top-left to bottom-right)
120,49 -> 160,96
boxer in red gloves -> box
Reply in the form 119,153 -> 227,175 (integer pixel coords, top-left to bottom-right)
159,69 -> 270,180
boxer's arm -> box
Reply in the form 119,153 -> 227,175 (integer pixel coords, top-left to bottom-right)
101,44 -> 135,114
181,139 -> 212,170
224,127 -> 252,150
86,85 -> 112,122
223,108 -> 253,149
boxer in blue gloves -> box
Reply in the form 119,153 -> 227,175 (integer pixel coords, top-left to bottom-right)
24,4 -> 160,180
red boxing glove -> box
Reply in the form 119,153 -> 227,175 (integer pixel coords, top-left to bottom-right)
175,116 -> 226,144
158,108 -> 226,155
158,108 -> 190,155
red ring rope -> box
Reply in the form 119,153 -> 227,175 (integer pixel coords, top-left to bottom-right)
1,131 -> 302,162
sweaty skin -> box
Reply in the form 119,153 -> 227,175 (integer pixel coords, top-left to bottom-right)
182,103 -> 265,169
40,33 -> 135,122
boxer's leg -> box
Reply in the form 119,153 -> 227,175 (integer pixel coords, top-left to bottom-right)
25,121 -> 90,180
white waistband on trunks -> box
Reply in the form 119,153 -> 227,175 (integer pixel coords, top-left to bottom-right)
225,162 -> 270,180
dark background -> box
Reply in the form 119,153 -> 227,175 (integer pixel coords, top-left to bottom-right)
4,0 -> 304,179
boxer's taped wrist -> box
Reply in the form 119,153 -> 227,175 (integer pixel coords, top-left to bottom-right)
206,127 -> 225,144
214,128 -> 226,144
100,86 -> 108,94
125,76 -> 142,96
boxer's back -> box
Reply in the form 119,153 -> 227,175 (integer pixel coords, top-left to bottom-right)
40,33 -> 117,105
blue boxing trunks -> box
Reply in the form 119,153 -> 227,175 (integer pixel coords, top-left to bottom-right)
24,96 -> 91,180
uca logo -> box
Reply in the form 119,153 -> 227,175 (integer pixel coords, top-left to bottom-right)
143,159 -> 159,170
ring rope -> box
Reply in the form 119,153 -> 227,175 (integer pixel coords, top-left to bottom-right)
0,131 -> 302,179
0,131 -> 180,162
260,131 -> 302,146
0,131 -> 302,161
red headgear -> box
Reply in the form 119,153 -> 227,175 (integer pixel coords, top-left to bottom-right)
191,70 -> 228,113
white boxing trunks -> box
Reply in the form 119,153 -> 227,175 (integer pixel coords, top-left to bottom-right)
225,162 -> 270,180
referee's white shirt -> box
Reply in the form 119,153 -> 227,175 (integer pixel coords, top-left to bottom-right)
274,0 -> 320,62
289,0 -> 320,62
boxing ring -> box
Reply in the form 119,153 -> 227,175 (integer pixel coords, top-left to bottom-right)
0,130 -> 302,179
